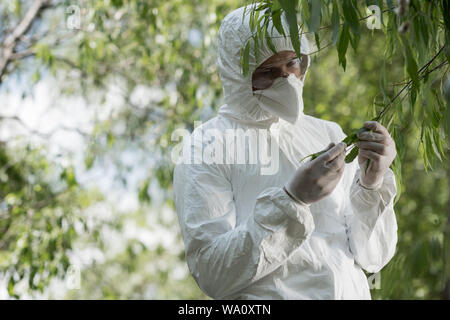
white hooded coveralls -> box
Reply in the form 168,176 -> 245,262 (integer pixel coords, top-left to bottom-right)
173,4 -> 398,300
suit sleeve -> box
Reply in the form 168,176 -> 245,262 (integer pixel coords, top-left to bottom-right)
344,162 -> 398,273
330,122 -> 398,273
173,160 -> 315,299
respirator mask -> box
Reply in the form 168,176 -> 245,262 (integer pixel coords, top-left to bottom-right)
253,73 -> 304,124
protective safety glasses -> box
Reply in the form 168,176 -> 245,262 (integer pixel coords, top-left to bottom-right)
252,54 -> 309,90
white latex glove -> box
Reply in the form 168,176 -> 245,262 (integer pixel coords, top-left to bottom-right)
285,142 -> 347,205
355,121 -> 397,189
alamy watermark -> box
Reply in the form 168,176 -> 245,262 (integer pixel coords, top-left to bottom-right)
66,5 -> 81,30
65,265 -> 81,290
366,5 -> 382,30
171,121 -> 280,175
368,272 -> 381,290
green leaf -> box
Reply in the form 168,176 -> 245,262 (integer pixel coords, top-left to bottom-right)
342,0 -> 360,36
255,2 -> 271,11
314,32 -> 320,51
309,0 -> 321,33
419,141 -> 431,172
241,40 -> 250,77
337,23 -> 349,70
402,37 -> 419,89
341,127 -> 369,146
249,8 -> 256,33
31,70 -> 40,83
61,167 -> 77,188
345,145 -> 359,163
257,15 -> 263,42
364,159 -> 371,175
8,277 -> 15,297
419,16 -> 429,49
107,131 -> 114,147
342,133 -> 357,146
409,85 -> 417,111
432,128 -> 446,162
13,0 -> 21,16
138,179 -> 151,203
379,60 -> 388,101
391,149 -> 403,205
424,128 -> 436,168
271,7 -> 285,37
253,9 -> 261,31
430,103 -> 441,129
272,0 -> 281,11
84,153 -> 95,169
242,4 -> 248,25
358,126 -> 372,135
279,0 -> 301,58
385,11 -> 398,59
265,30 -> 277,55
331,0 -> 340,45
427,127 -> 443,162
253,34 -> 260,66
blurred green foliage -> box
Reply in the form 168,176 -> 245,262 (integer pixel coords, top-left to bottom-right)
0,142 -> 105,297
0,0 -> 448,299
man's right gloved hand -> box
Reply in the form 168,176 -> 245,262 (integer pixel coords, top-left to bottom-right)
285,142 -> 347,205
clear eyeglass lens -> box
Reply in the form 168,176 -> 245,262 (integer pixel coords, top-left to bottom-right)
253,56 -> 304,90
286,57 -> 302,70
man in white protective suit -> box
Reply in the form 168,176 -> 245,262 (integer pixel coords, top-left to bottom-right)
173,3 -> 398,300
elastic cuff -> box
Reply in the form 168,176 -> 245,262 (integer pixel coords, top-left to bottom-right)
357,177 -> 384,191
283,185 -> 310,206
350,168 -> 397,227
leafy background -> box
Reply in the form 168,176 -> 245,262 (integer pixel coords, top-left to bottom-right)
0,0 -> 448,299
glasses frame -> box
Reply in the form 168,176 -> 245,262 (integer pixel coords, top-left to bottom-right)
252,54 -> 309,90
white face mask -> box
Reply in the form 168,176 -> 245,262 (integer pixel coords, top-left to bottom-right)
253,73 -> 304,124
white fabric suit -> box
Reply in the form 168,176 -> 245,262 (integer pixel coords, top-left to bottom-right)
173,4 -> 398,300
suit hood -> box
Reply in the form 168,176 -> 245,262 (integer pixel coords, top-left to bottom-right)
217,3 -> 311,127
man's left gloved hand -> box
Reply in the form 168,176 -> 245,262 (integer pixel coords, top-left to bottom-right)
355,121 -> 397,189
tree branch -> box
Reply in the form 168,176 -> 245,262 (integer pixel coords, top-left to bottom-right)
375,46 -> 446,121
260,6 -> 396,40
0,114 -> 88,139
9,49 -> 36,61
0,0 -> 52,84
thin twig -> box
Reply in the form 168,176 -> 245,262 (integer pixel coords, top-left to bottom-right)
265,7 -> 396,39
0,115 -> 88,138
307,41 -> 333,56
375,46 -> 446,121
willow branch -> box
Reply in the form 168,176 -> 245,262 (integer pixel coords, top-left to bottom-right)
375,46 -> 446,121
